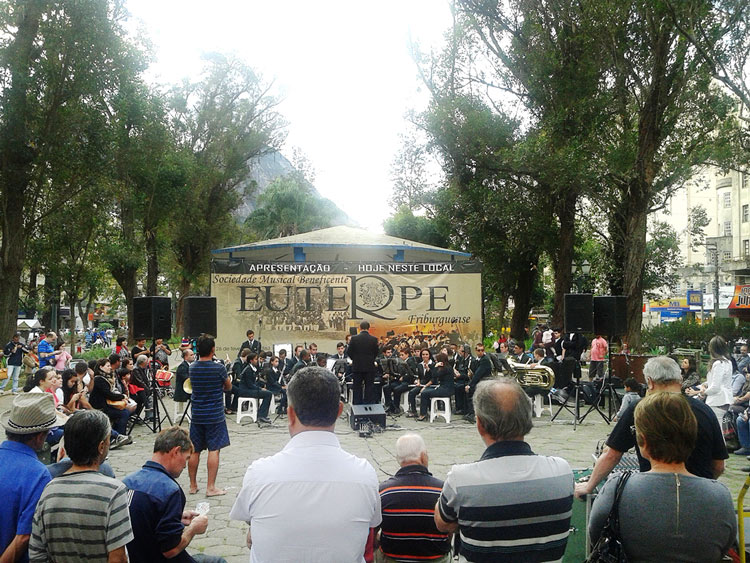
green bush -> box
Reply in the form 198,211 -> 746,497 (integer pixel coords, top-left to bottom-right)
73,348 -> 111,362
641,318 -> 750,353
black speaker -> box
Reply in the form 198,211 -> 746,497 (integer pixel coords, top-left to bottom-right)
349,404 -> 386,431
183,297 -> 217,338
564,293 -> 593,333
594,296 -> 627,336
132,296 -> 171,340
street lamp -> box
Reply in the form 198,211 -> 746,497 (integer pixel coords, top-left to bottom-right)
705,243 -> 719,318
571,260 -> 592,292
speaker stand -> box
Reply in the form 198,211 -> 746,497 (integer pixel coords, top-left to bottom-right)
146,350 -> 173,433
551,379 -> 583,430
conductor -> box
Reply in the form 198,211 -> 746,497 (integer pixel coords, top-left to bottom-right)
348,320 -> 379,404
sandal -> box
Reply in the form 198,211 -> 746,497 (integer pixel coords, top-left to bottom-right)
225,409 -> 235,415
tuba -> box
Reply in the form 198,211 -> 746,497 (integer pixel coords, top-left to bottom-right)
507,361 -> 555,391
182,377 -> 192,395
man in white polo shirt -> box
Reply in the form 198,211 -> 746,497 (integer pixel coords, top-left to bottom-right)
230,366 -> 381,563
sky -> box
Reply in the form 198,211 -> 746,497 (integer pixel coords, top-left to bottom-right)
125,0 -> 453,232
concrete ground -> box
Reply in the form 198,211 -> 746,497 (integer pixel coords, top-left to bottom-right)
2,391 -> 748,562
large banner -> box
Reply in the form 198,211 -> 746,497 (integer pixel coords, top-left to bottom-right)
210,260 -> 483,356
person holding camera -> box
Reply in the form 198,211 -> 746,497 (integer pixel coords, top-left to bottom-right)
2,333 -> 28,395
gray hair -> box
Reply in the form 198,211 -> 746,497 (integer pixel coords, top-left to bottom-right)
395,433 -> 427,465
473,378 -> 532,441
136,354 -> 149,367
643,356 -> 682,384
287,366 -> 340,427
64,410 -> 111,466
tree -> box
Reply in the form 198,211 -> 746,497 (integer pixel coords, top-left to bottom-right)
168,54 -> 285,334
593,0 -> 738,349
643,221 -> 684,299
245,172 -> 337,239
0,0 -> 145,340
383,206 -> 450,248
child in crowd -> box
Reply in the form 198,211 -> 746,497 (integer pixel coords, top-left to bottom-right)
613,377 -> 641,422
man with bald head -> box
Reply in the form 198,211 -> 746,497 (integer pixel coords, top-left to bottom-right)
377,434 -> 451,563
435,379 -> 574,562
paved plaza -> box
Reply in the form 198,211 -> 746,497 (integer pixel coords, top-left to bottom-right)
2,391 -> 748,562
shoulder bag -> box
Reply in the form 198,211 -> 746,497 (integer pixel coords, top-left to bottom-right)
586,470 -> 632,563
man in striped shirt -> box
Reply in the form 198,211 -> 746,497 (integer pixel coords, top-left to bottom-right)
29,410 -> 133,562
434,379 -> 574,563
377,434 -> 451,563
187,334 -> 232,497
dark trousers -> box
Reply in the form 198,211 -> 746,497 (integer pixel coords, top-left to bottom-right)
419,386 -> 454,416
383,382 -> 409,410
352,371 -> 375,405
103,404 -> 130,435
231,386 -> 272,417
454,378 -> 469,411
408,385 -> 424,413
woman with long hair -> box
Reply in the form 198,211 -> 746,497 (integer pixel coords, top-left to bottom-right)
687,336 -> 733,422
680,357 -> 700,393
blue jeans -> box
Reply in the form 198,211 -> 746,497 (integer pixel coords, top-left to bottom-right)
1,365 -> 22,392
738,415 -> 750,449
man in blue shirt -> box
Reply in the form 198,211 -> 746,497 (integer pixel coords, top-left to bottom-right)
37,332 -> 58,369
187,334 -> 231,497
0,393 -> 66,563
123,427 -> 226,563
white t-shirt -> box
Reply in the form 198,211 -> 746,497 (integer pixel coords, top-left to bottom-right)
230,430 -> 381,563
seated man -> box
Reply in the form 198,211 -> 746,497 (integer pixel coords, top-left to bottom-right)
123,426 -> 226,562
377,434 -> 451,562
435,379 -> 574,561
29,410 -> 133,562
0,394 -> 62,563
230,353 -> 272,424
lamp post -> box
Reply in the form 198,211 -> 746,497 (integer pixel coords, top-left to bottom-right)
571,259 -> 592,293
705,243 -> 719,318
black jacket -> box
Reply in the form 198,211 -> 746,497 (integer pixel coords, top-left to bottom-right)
347,330 -> 379,373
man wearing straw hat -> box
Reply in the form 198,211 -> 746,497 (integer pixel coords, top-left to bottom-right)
0,393 -> 66,563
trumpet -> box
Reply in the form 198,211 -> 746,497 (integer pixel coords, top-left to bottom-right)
507,361 -> 555,391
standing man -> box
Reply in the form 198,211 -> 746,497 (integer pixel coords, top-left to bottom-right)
348,320 -> 379,405
37,332 -> 58,369
174,348 -> 194,412
238,330 -> 261,358
29,410 -> 133,562
308,343 -> 318,363
230,367 -> 381,562
435,379 -> 574,561
377,434 -> 451,563
123,426 -> 226,563
574,356 -> 727,500
589,334 -> 609,380
0,394 -> 64,563
453,345 -> 472,414
2,333 -> 28,395
187,334 -> 232,497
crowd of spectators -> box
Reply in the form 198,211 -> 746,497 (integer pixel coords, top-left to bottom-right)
1,324 -> 747,562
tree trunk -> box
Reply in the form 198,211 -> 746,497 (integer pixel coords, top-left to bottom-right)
622,187 -> 649,351
551,190 -> 576,327
607,203 -> 627,295
510,264 -> 537,341
175,278 -> 192,337
145,227 -> 158,296
0,1 -> 44,341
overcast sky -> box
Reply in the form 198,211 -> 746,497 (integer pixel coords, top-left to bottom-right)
125,0 -> 453,232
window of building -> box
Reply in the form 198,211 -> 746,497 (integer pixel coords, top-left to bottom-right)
723,251 -> 732,261
744,239 -> 749,257
725,221 -> 732,236
724,192 -> 732,207
687,281 -> 694,290
701,283 -> 707,293
744,204 -> 749,222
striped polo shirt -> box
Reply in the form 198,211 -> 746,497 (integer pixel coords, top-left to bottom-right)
29,470 -> 133,561
189,360 -> 229,424
379,464 -> 451,562
438,441 -> 573,563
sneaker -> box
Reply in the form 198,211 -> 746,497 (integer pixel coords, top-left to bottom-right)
258,416 -> 272,424
11,390 -> 20,395
111,435 -> 132,450
734,447 -> 750,456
